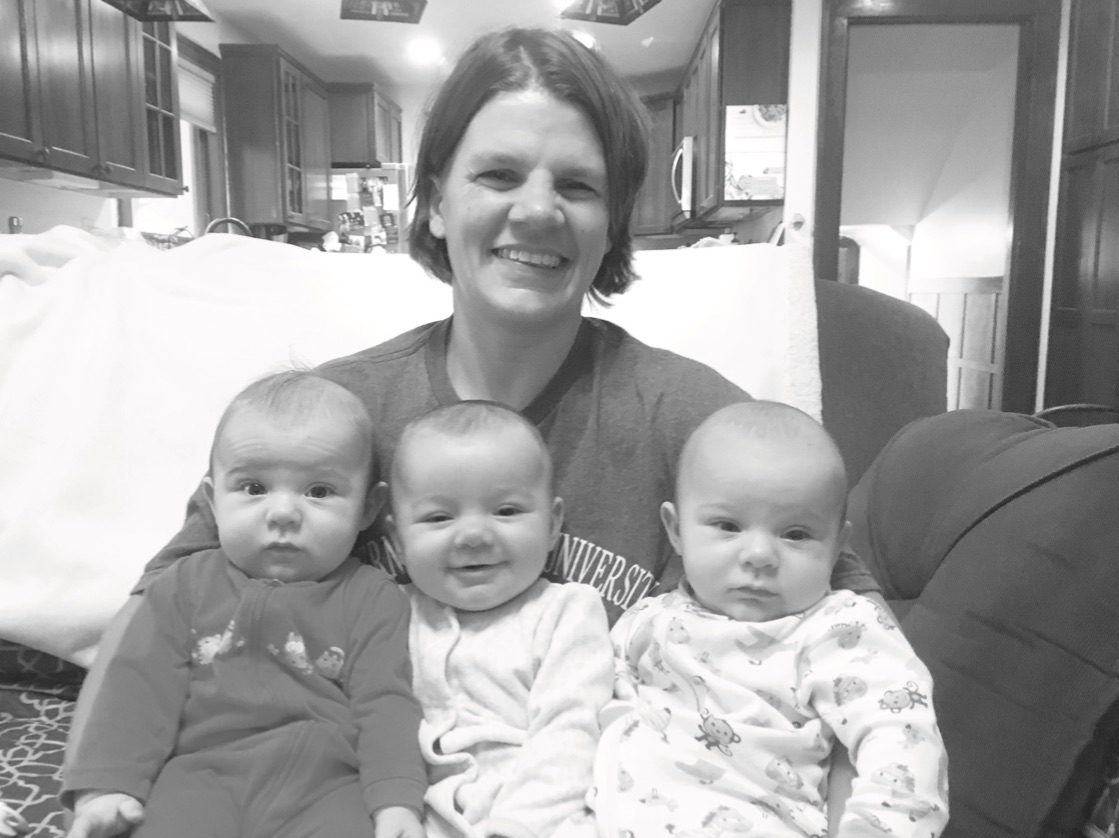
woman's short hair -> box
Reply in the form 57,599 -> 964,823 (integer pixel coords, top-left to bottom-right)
408,26 -> 650,303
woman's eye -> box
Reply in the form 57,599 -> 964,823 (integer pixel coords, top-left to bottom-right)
477,169 -> 519,189
307,485 -> 334,499
558,179 -> 599,197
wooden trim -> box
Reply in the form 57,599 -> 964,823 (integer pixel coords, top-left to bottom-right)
815,0 -> 1060,413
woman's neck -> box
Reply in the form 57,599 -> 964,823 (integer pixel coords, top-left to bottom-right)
445,313 -> 582,409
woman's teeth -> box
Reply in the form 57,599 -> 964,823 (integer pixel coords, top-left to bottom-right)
496,248 -> 564,268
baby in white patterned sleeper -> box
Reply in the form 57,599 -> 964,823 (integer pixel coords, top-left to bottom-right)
589,400 -> 949,838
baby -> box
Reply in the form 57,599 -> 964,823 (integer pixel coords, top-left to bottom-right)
591,400 -> 949,837
388,400 -> 613,838
63,371 -> 426,838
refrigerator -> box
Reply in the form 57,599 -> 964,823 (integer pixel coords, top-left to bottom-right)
329,165 -> 411,254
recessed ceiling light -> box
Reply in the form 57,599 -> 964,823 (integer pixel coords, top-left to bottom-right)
406,37 -> 442,66
641,36 -> 654,47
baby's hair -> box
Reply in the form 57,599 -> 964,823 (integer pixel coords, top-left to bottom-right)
392,400 -> 554,494
209,370 -> 378,483
680,400 -> 849,518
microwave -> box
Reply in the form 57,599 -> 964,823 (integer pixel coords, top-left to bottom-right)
670,135 -> 695,223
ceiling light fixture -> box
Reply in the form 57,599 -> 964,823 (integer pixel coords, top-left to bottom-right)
100,0 -> 214,22
559,0 -> 662,25
340,0 -> 427,23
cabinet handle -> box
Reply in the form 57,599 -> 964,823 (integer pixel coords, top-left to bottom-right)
670,145 -> 684,209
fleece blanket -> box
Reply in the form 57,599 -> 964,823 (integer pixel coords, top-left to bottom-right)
0,227 -> 820,667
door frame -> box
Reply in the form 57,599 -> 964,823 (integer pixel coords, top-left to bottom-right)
814,0 -> 1061,413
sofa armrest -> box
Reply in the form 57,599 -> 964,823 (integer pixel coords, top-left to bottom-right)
814,280 -> 948,484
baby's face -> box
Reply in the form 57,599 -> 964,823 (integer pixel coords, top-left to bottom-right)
663,429 -> 847,622
391,425 -> 562,611
207,407 -> 374,583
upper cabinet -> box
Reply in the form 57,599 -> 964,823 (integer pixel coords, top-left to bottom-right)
1063,0 -> 1119,152
0,0 -> 182,195
631,93 -> 679,236
328,83 -> 403,167
221,44 -> 333,232
676,0 -> 791,227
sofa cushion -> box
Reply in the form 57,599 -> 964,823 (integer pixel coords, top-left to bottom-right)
848,409 -> 1119,837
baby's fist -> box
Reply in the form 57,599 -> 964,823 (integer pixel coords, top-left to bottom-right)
67,792 -> 143,838
374,805 -> 424,838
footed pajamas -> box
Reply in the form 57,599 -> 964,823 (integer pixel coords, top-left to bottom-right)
407,579 -> 613,838
591,586 -> 948,838
63,550 -> 425,837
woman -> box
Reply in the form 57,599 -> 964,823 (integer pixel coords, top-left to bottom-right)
69,27 -> 880,822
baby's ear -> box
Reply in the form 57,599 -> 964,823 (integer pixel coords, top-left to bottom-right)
362,481 -> 388,530
202,475 -> 216,514
549,496 -> 565,548
660,501 -> 683,555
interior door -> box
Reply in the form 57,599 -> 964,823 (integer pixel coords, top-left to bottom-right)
814,0 -> 1061,413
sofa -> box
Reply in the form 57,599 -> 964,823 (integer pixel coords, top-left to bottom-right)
0,229 -> 1112,837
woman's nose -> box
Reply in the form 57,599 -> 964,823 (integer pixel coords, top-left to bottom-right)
509,175 -> 562,227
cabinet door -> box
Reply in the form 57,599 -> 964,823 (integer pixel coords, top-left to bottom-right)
88,0 -> 147,188
632,95 -> 676,235
302,77 -> 332,231
139,21 -> 182,194
373,90 -> 394,164
1065,0 -> 1119,152
31,0 -> 99,175
328,84 -> 377,166
0,1 -> 40,162
280,59 -> 306,224
696,11 -> 721,217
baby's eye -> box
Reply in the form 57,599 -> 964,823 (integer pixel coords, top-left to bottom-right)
239,481 -> 266,496
495,505 -> 522,517
421,512 -> 452,524
783,528 -> 813,543
711,520 -> 740,534
306,485 -> 335,499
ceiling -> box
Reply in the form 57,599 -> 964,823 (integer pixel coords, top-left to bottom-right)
179,0 -> 720,99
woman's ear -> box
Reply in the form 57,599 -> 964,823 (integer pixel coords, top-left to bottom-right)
835,519 -> 853,565
362,481 -> 388,530
549,496 -> 565,548
428,177 -> 446,239
660,501 -> 683,555
202,475 -> 216,515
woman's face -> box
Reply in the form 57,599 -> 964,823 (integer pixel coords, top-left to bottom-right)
429,89 -> 610,329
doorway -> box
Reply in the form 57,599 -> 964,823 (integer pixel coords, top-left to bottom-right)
814,0 -> 1061,413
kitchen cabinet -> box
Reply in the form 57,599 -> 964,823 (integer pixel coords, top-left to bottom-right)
1045,0 -> 1119,408
1063,0 -> 1119,153
631,94 -> 678,236
675,0 -> 791,227
327,82 -> 403,166
0,0 -> 181,195
221,44 -> 333,231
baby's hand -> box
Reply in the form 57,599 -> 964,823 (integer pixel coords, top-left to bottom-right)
0,802 -> 30,837
373,806 -> 424,838
67,792 -> 143,838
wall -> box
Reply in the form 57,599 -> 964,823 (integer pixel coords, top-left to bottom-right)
0,179 -> 117,236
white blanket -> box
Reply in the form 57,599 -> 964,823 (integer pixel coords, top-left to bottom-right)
0,227 -> 819,666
